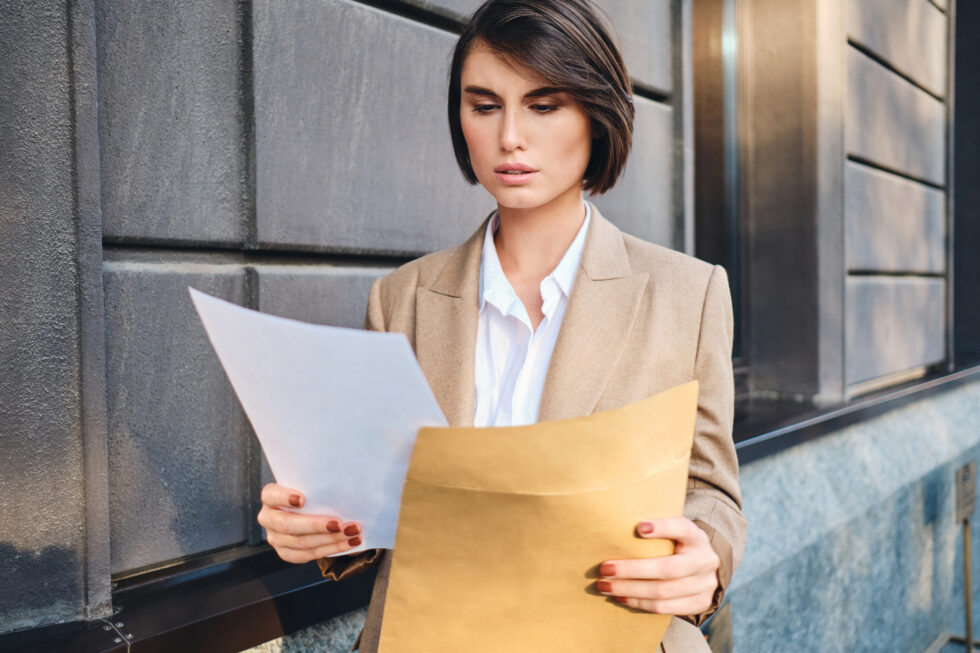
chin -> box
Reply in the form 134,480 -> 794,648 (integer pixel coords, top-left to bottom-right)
487,186 -> 553,211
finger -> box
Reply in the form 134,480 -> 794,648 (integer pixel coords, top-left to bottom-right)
615,594 -> 714,617
595,574 -> 718,602
600,549 -> 717,581
260,483 -> 305,508
257,507 -> 343,536
273,538 -> 359,564
266,530 -> 350,552
635,517 -> 705,546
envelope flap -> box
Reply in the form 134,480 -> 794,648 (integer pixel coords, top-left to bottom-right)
408,381 -> 698,495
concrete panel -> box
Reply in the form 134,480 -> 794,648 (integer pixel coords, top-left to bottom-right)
845,276 -> 945,385
254,0 -> 494,255
256,265 -> 391,329
0,1 -> 87,632
103,263 -> 251,574
845,161 -> 945,273
846,0 -> 948,97
591,97 -> 674,246
846,47 -> 946,184
97,1 -> 245,244
399,0 -> 673,93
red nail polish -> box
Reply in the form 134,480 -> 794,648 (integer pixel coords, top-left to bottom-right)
348,536 -> 362,547
600,562 -> 616,577
596,580 -> 612,593
326,520 -> 341,533
638,521 -> 654,535
343,524 -> 360,536
288,494 -> 301,507
613,597 -> 628,604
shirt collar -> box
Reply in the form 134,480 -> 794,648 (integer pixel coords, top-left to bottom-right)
478,201 -> 591,314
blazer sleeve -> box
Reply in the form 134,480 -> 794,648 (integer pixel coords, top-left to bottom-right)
316,278 -> 387,582
681,264 -> 747,626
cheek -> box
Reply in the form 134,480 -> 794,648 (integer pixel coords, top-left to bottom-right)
460,115 -> 491,165
553,115 -> 592,169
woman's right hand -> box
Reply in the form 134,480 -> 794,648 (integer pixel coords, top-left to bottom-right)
257,482 -> 363,564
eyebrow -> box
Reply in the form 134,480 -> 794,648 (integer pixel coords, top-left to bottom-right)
462,85 -> 570,100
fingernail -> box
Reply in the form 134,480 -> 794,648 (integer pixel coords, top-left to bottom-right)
348,536 -> 362,547
600,562 -> 616,577
596,580 -> 613,593
326,520 -> 341,533
343,524 -> 360,536
613,597 -> 628,604
638,521 -> 654,535
288,494 -> 301,507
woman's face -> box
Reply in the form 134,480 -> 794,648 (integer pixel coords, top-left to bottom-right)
459,45 -> 592,212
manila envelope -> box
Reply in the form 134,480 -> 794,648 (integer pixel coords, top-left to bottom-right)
378,380 -> 699,652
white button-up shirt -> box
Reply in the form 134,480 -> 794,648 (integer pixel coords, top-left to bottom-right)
473,202 -> 591,427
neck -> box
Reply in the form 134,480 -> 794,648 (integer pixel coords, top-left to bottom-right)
493,189 -> 586,282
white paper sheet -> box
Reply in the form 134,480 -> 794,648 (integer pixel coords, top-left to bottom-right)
188,287 -> 447,554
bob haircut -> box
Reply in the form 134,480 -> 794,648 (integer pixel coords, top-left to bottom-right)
448,0 -> 634,195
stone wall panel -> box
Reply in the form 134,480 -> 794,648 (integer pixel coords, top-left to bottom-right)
845,276 -> 945,385
846,48 -> 946,184
845,162 -> 945,273
254,0 -> 494,255
846,0 -> 947,97
97,0 -> 246,244
103,263 -> 251,574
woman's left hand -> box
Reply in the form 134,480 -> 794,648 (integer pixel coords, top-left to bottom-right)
595,517 -> 720,616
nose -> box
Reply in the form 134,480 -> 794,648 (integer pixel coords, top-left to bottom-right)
499,107 -> 527,152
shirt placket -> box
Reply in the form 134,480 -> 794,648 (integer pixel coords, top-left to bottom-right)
509,279 -> 559,422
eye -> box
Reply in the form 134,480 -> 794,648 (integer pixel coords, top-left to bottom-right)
471,104 -> 499,114
530,104 -> 559,114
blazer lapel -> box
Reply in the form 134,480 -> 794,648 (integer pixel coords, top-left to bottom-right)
537,206 -> 649,422
414,218 -> 488,427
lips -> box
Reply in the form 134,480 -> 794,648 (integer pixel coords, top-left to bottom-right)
494,162 -> 538,174
493,162 -> 539,185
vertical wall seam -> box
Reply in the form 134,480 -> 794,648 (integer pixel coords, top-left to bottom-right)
240,0 -> 258,250
69,0 -> 114,620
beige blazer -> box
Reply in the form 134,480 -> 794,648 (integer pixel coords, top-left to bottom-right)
319,205 -> 747,653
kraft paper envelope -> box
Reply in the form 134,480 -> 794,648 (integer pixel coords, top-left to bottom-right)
378,380 -> 699,653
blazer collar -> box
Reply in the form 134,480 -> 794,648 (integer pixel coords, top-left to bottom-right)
415,204 -> 649,426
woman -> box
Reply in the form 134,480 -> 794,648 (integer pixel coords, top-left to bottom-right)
257,1 -> 746,650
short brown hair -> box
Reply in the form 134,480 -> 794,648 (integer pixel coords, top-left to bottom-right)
448,0 -> 634,195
